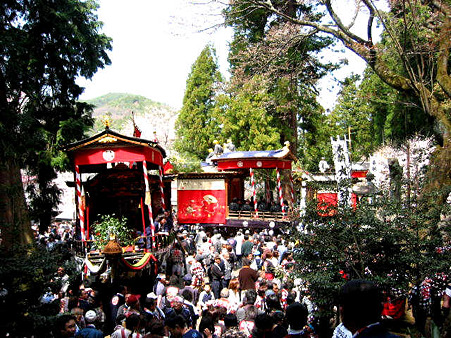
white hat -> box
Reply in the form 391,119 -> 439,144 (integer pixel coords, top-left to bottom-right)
146,292 -> 158,300
85,310 -> 97,323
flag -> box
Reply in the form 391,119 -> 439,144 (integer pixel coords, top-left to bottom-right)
132,111 -> 142,138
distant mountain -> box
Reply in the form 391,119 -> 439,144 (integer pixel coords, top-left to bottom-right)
83,93 -> 179,156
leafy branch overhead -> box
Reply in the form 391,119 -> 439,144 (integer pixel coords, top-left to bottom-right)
224,0 -> 451,139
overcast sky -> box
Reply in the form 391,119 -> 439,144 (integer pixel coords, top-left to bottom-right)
78,0 -> 367,111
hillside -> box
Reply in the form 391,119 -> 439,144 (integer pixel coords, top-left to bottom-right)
83,93 -> 179,156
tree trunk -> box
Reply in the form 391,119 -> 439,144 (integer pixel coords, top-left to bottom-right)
0,156 -> 34,250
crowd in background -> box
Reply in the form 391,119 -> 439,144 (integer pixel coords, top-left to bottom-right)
36,222 -> 451,338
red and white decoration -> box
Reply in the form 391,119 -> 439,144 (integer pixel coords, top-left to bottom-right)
75,165 -> 85,241
250,168 -> 258,217
159,165 -> 166,211
143,161 -> 155,249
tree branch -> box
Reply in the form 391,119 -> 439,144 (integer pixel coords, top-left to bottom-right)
324,0 -> 368,45
436,11 -> 451,98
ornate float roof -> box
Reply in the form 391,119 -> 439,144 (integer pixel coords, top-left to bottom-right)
212,145 -> 297,170
65,128 -> 166,169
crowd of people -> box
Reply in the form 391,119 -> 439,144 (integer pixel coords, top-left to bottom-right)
42,224 -> 451,338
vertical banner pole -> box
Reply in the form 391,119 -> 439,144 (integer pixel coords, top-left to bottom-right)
277,168 -> 284,216
159,165 -> 166,211
250,168 -> 258,218
75,165 -> 85,242
86,202 -> 90,240
140,197 -> 147,252
143,161 -> 156,249
289,172 -> 296,205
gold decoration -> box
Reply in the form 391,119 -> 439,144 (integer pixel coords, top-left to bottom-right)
102,115 -> 111,129
99,135 -> 117,143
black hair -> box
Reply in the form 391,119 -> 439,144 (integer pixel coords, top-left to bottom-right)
339,279 -> 383,331
244,289 -> 257,304
285,302 -> 308,330
266,293 -> 282,311
254,313 -> 274,331
54,314 -> 75,336
165,314 -> 186,329
126,314 -> 140,330
223,313 -> 238,328
199,316 -> 215,337
116,314 -> 126,325
181,289 -> 193,302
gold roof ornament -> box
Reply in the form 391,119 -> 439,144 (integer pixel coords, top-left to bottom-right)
102,115 -> 111,129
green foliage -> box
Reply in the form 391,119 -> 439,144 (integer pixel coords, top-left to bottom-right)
213,76 -> 282,151
294,187 -> 451,319
92,214 -> 134,249
175,45 -> 224,160
327,74 -> 377,161
0,0 -> 112,236
0,245 -> 79,337
297,93 -> 332,171
224,0 -> 339,153
166,156 -> 202,173
357,68 -> 437,144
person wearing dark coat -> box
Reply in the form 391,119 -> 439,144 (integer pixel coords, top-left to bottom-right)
210,255 -> 224,299
339,279 -> 399,338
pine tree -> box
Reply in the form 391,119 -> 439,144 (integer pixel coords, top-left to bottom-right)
175,45 -> 223,160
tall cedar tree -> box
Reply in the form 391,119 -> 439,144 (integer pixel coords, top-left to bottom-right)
0,0 -> 112,249
224,0 -> 338,153
223,0 -> 451,201
175,45 -> 223,160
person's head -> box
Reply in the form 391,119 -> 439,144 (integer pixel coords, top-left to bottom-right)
244,289 -> 257,305
228,278 -> 240,292
339,279 -> 383,334
242,258 -> 251,267
223,313 -> 238,328
84,310 -> 97,324
270,280 -> 280,294
171,296 -> 184,311
125,314 -> 141,332
265,293 -> 282,311
54,314 -> 76,337
220,288 -> 230,299
126,294 -> 140,308
203,284 -> 211,293
183,273 -> 192,286
285,302 -> 308,330
271,310 -> 285,325
116,314 -> 126,327
199,315 -> 215,338
165,314 -> 186,338
182,289 -> 193,303
145,292 -> 158,310
253,313 -> 274,336
70,307 -> 84,325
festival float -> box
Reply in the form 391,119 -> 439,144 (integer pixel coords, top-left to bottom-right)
174,141 -> 299,230
64,120 -> 174,283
